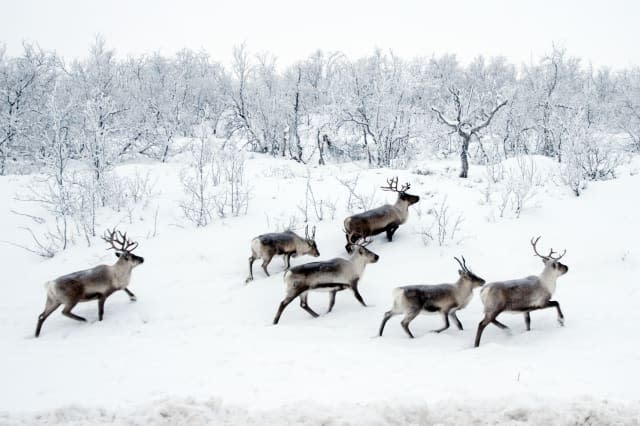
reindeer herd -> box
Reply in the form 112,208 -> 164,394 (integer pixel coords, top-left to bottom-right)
34,177 -> 570,348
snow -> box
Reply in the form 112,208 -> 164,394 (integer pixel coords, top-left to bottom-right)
1,155 -> 639,424
3,397 -> 639,425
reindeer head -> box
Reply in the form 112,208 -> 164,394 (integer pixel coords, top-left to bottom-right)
381,176 -> 420,205
346,238 -> 379,263
102,229 -> 145,267
454,255 -> 485,287
304,225 -> 320,257
531,236 -> 568,276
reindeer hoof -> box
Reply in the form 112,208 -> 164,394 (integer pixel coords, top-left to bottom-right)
558,318 -> 565,326
245,277 -> 253,284
129,296 -> 137,302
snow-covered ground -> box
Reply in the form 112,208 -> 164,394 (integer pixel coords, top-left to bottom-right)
1,155 -> 639,425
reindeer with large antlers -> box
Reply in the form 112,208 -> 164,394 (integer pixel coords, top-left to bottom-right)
35,229 -> 145,337
343,176 -> 420,252
273,238 -> 379,325
474,236 -> 569,347
246,225 -> 320,283
379,256 -> 485,338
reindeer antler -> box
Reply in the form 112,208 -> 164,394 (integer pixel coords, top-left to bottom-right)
454,255 -> 469,272
102,228 -> 139,253
381,176 -> 398,192
530,236 -> 565,260
305,225 -> 316,241
381,176 -> 411,193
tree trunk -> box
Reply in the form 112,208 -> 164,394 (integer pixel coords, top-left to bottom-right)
161,135 -> 172,163
316,130 -> 325,166
0,143 -> 6,176
542,104 -> 555,157
459,134 -> 470,178
292,68 -> 303,162
363,129 -> 372,166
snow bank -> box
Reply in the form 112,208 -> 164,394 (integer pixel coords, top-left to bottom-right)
2,397 -> 639,426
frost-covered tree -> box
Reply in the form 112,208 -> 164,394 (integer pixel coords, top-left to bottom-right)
0,43 -> 57,173
616,68 -> 640,151
341,50 -> 418,167
431,57 -> 509,178
71,37 -> 125,187
0,38 -> 636,182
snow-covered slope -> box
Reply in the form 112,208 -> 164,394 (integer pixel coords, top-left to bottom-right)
1,156 -> 639,424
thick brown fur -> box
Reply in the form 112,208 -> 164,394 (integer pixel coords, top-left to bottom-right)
246,228 -> 320,283
343,178 -> 419,251
273,244 -> 379,324
35,252 -> 144,337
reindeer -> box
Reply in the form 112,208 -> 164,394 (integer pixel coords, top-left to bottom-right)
246,225 -> 320,283
35,229 -> 145,337
272,239 -> 379,324
379,256 -> 485,338
474,237 -> 569,347
343,177 -> 420,251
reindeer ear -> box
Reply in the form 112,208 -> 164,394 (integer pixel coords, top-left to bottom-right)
458,269 -> 463,275
115,252 -> 122,258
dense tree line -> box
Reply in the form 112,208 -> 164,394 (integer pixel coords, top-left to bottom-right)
1,37 -> 639,177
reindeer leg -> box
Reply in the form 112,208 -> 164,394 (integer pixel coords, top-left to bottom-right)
524,312 -> 531,331
273,287 -> 306,324
246,256 -> 256,283
491,319 -> 510,330
299,293 -> 319,318
400,310 -> 420,338
98,296 -> 107,321
386,225 -> 399,242
432,311 -> 450,333
546,300 -> 564,326
62,302 -> 87,322
123,288 -> 137,301
379,310 -> 395,336
350,279 -> 367,307
475,310 -> 501,347
327,290 -> 338,313
450,311 -> 463,330
35,297 -> 61,337
261,254 -> 274,277
285,253 -> 292,270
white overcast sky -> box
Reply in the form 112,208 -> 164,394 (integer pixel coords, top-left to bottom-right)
1,0 -> 638,69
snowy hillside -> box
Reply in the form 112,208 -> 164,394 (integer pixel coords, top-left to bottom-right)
1,155 -> 639,425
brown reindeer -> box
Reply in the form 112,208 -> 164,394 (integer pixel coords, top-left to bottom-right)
246,225 -> 320,283
273,238 -> 379,324
474,237 -> 569,347
379,256 -> 485,338
343,177 -> 419,251
35,229 -> 145,337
